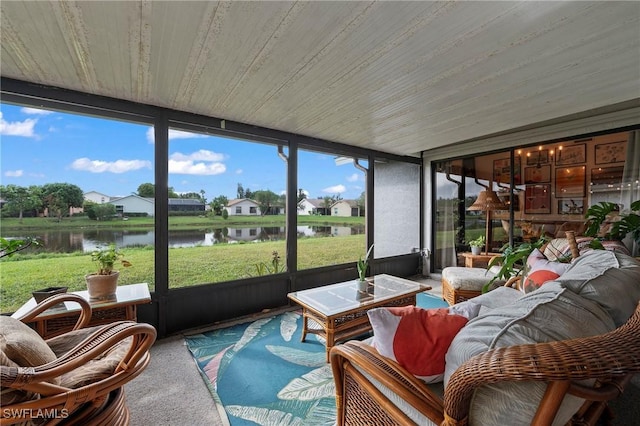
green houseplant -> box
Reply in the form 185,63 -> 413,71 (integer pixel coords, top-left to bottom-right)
357,244 -> 374,283
468,236 -> 485,255
485,236 -> 550,293
584,200 -> 640,250
85,244 -> 131,300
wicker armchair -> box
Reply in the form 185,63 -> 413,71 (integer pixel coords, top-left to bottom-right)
330,302 -> 640,426
1,293 -> 156,425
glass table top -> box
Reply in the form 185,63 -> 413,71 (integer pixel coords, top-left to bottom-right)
288,274 -> 429,316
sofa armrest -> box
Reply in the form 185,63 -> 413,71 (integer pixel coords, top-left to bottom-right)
330,340 -> 445,426
443,302 -> 640,426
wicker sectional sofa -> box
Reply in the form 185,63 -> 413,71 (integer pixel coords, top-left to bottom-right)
330,250 -> 640,425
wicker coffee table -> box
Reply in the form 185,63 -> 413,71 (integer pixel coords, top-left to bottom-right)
288,274 -> 431,361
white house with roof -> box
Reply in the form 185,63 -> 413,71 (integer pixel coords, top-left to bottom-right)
108,195 -> 155,217
297,198 -> 331,215
84,191 -> 112,204
224,198 -> 261,216
331,199 -> 361,217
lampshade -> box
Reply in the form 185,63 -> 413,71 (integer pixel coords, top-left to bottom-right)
468,189 -> 508,256
468,190 -> 507,211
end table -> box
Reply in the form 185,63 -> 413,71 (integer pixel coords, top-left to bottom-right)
12,283 -> 151,339
461,252 -> 501,268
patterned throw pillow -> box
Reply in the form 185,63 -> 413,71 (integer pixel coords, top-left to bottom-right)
522,248 -> 571,293
368,303 -> 479,383
543,237 -> 593,261
0,316 -> 59,405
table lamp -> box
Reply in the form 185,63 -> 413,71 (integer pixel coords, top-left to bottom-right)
468,189 -> 507,255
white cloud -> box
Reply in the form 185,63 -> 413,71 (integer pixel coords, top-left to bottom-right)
0,112 -> 37,137
322,184 -> 346,194
4,170 -> 24,177
21,107 -> 53,115
70,157 -> 152,173
346,173 -> 360,182
146,127 -> 209,143
170,150 -> 225,162
235,169 -> 243,174
169,159 -> 226,175
168,150 -> 227,175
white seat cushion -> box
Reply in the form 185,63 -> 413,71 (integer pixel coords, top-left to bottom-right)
442,267 -> 505,291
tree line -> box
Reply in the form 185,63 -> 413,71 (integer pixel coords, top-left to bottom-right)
0,181 -> 366,222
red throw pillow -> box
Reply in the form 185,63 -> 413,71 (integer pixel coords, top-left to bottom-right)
368,305 -> 472,383
522,248 -> 571,293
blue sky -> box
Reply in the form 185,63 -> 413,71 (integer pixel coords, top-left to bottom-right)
0,103 -> 366,202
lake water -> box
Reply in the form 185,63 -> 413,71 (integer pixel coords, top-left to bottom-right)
6,225 -> 365,253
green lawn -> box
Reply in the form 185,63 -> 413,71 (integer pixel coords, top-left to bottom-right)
0,234 -> 365,314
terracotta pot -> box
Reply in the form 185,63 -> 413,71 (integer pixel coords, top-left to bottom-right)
85,271 -> 119,301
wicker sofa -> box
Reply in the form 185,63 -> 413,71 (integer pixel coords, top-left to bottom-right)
330,250 -> 640,425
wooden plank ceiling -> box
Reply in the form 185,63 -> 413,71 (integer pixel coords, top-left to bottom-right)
1,1 -> 639,156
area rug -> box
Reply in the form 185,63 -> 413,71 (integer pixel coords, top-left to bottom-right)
185,291 -> 448,426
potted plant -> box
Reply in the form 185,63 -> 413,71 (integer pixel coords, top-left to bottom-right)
584,200 -> 640,252
485,236 -> 551,293
468,236 -> 485,255
86,244 -> 132,300
356,245 -> 374,291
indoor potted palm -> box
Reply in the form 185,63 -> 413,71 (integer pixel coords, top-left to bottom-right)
86,244 -> 132,300
584,200 -> 640,252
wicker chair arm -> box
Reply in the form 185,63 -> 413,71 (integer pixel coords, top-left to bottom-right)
15,293 -> 92,331
1,321 -> 156,395
503,275 -> 521,289
443,302 -> 640,426
331,340 -> 445,425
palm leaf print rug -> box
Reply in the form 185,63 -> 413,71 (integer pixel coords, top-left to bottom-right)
185,292 -> 447,425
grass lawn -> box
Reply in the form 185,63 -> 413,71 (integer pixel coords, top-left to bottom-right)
0,234 -> 365,314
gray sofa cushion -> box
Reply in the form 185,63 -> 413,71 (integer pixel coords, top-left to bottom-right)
459,286 -> 521,314
557,250 -> 640,326
444,282 -> 615,425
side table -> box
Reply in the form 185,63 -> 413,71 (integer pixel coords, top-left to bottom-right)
461,252 -> 501,268
12,283 -> 151,339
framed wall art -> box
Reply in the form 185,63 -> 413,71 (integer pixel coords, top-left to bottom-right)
493,156 -> 522,184
524,165 -> 551,184
556,144 -> 586,166
591,166 -> 624,185
558,199 -> 584,215
594,141 -> 626,164
555,165 -> 586,198
524,185 -> 551,214
526,149 -> 549,166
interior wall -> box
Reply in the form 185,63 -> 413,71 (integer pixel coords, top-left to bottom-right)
422,105 -> 640,273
